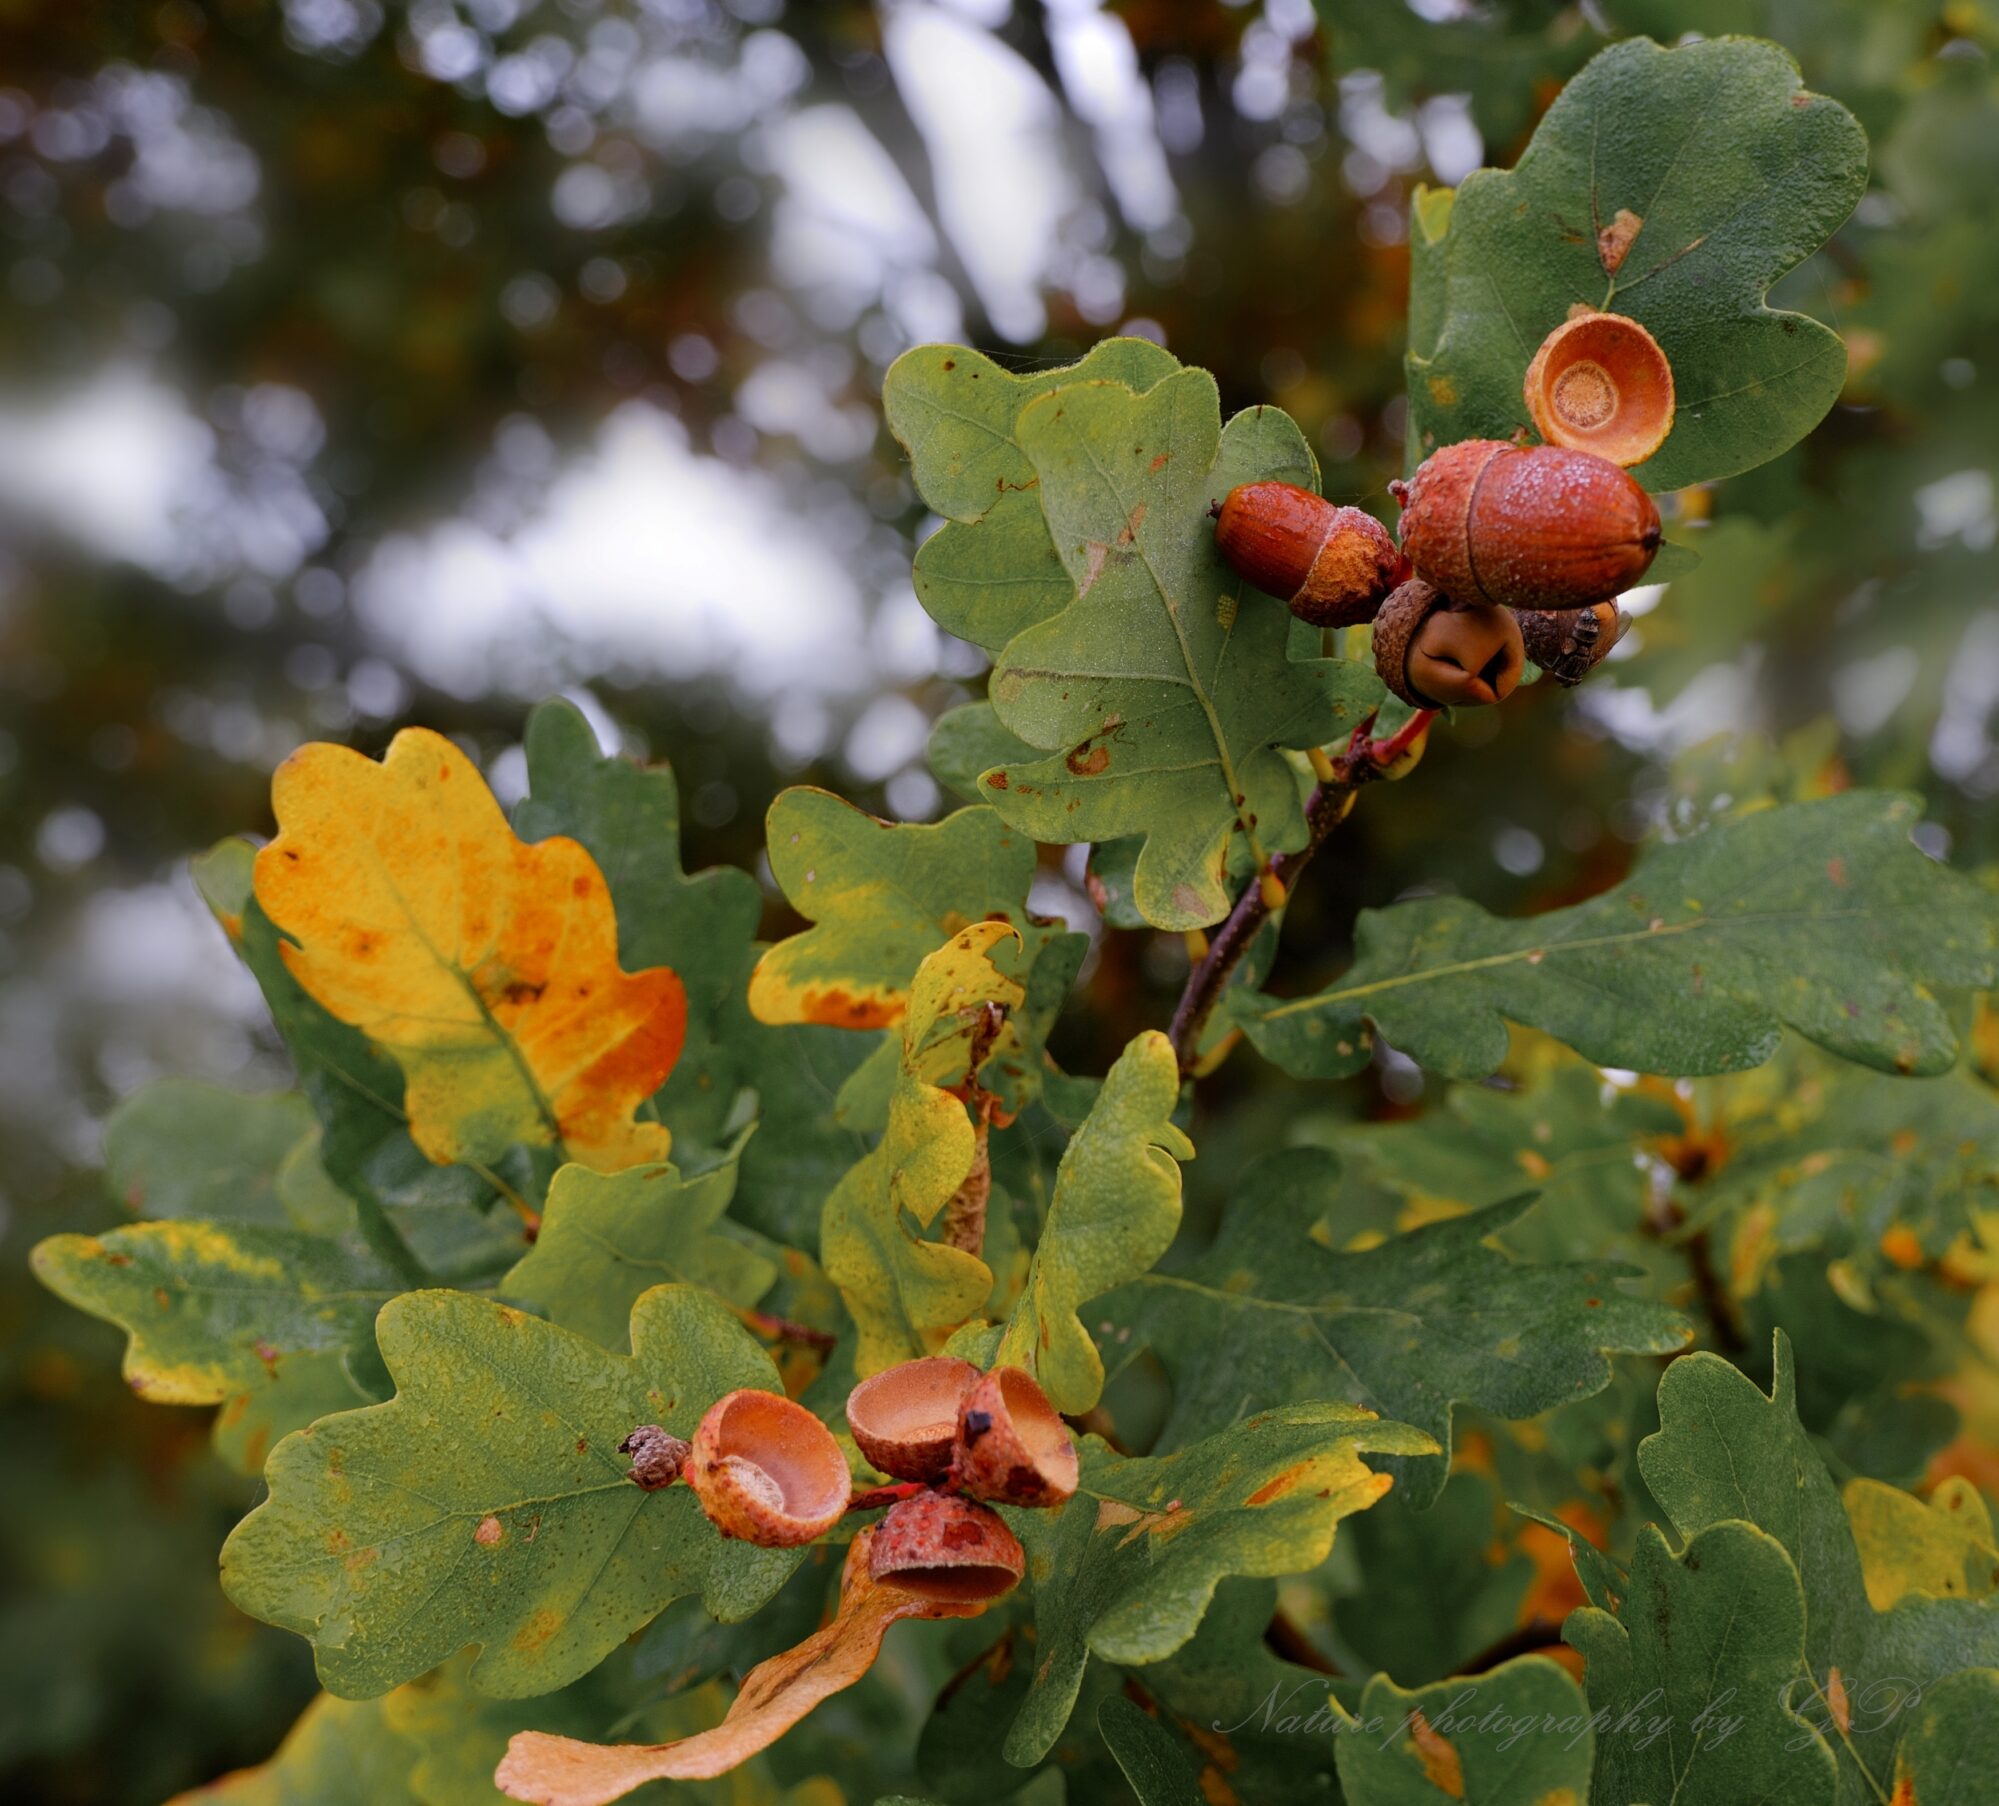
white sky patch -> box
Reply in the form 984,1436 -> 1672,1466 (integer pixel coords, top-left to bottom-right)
0,367 -> 325,585
1045,0 -> 1178,233
884,3 -> 1073,343
1577,651 -> 1768,755
354,400 -> 871,702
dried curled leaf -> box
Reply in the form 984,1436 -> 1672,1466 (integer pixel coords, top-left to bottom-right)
494,1530 -> 985,1805
254,727 -> 687,1172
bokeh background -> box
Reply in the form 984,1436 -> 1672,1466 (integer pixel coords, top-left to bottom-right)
2,1 -> 1995,1798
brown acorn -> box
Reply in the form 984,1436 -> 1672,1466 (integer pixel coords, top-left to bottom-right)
619,1424 -> 691,1491
1391,440 -> 1661,612
1523,311 -> 1675,469
1517,600 -> 1628,686
686,1389 -> 850,1547
846,1356 -> 983,1483
950,1366 -> 1079,1509
1214,481 -> 1407,627
1372,580 -> 1524,710
867,1490 -> 1025,1604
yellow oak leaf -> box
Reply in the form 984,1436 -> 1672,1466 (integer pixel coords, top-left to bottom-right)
254,727 -> 686,1172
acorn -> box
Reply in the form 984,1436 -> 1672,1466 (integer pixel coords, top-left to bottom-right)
1372,580 -> 1524,710
1214,481 -> 1407,627
1523,311 -> 1675,469
867,1490 -> 1025,1603
950,1366 -> 1079,1509
619,1424 -> 691,1491
1391,440 -> 1661,612
686,1389 -> 850,1547
1517,600 -> 1629,686
846,1356 -> 982,1483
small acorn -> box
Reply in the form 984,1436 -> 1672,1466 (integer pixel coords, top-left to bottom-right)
1391,440 -> 1661,613
1214,481 -> 1407,627
1517,600 -> 1628,686
846,1356 -> 983,1483
619,1424 -> 691,1491
686,1389 -> 850,1547
1372,580 -> 1524,710
950,1366 -> 1079,1509
867,1490 -> 1025,1603
1522,310 -> 1675,469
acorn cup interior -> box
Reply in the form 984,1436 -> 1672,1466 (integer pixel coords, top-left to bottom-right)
953,1365 -> 1081,1507
1523,309 -> 1676,469
846,1356 -> 982,1482
689,1389 -> 851,1545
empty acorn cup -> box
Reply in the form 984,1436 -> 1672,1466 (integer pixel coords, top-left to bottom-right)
686,1389 -> 850,1547
868,1490 -> 1025,1603
1522,309 -> 1675,469
951,1366 -> 1080,1509
846,1355 -> 983,1482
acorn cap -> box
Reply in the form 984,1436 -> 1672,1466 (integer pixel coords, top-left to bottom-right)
867,1490 -> 1025,1603
1371,579 -> 1442,708
1524,311 -> 1675,469
687,1389 -> 850,1548
1518,600 -> 1629,686
950,1366 -> 1079,1509
845,1356 -> 982,1482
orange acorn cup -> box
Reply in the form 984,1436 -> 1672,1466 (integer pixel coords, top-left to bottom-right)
1214,481 -> 1407,627
846,1356 -> 983,1483
950,1366 -> 1080,1509
1392,440 -> 1661,613
686,1390 -> 850,1547
868,1490 -> 1025,1604
1523,310 -> 1675,469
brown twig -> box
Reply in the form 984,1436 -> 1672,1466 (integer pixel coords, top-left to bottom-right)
1458,1618 -> 1569,1674
1167,710 -> 1437,1075
733,1307 -> 838,1354
1642,1193 -> 1744,1355
941,1092 -> 996,1256
1265,1605 -> 1342,1675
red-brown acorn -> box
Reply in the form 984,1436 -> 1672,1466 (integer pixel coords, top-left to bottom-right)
1214,481 -> 1407,626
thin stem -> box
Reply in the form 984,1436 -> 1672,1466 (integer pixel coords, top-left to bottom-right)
1167,711 -> 1437,1075
847,1479 -> 936,1512
733,1307 -> 838,1354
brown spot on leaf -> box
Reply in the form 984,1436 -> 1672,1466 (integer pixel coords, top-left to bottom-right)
512,1607 -> 561,1651
795,987 -> 905,1031
1246,1464 -> 1310,1506
1066,743 -> 1111,777
474,1515 -> 505,1547
1408,1710 -> 1466,1798
986,771 -> 1009,791
1827,1667 -> 1851,1734
1597,208 -> 1643,275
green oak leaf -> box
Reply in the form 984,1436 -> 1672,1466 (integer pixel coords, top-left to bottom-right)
220,1284 -> 800,1699
1637,1333 -> 1999,1803
102,1081 -> 315,1224
1003,1402 -> 1433,1765
994,1029 -> 1190,1413
166,1692 -> 419,1805
501,1151 -> 775,1351
1101,1147 -> 1689,1506
748,787 -> 1084,1115
1409,35 -> 1869,491
1096,1696 -> 1204,1806
1231,791 -> 1999,1082
515,696 -> 764,1158
821,923 -> 1015,1374
191,839 -> 512,1282
926,699 -> 1041,806
974,373 -> 1377,930
1843,1477 -> 1998,1612
886,339 -> 1182,659
1566,1521 -> 1839,1806
31,1218 -> 397,1418
1889,1667 -> 1999,1806
1332,1655 -> 1594,1805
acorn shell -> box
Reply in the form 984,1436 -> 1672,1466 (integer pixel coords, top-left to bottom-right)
1523,311 -> 1675,469
687,1389 -> 850,1547
868,1490 -> 1025,1604
1517,600 -> 1628,686
1396,441 -> 1661,612
1370,579 -> 1442,710
1215,482 -> 1406,627
846,1356 -> 982,1482
1408,601 -> 1525,711
950,1366 -> 1079,1509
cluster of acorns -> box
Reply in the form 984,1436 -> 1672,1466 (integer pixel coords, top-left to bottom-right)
620,1355 -> 1075,1604
1215,310 -> 1676,707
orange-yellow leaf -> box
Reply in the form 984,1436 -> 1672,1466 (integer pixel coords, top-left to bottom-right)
254,728 -> 686,1172
494,1530 -> 984,1805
